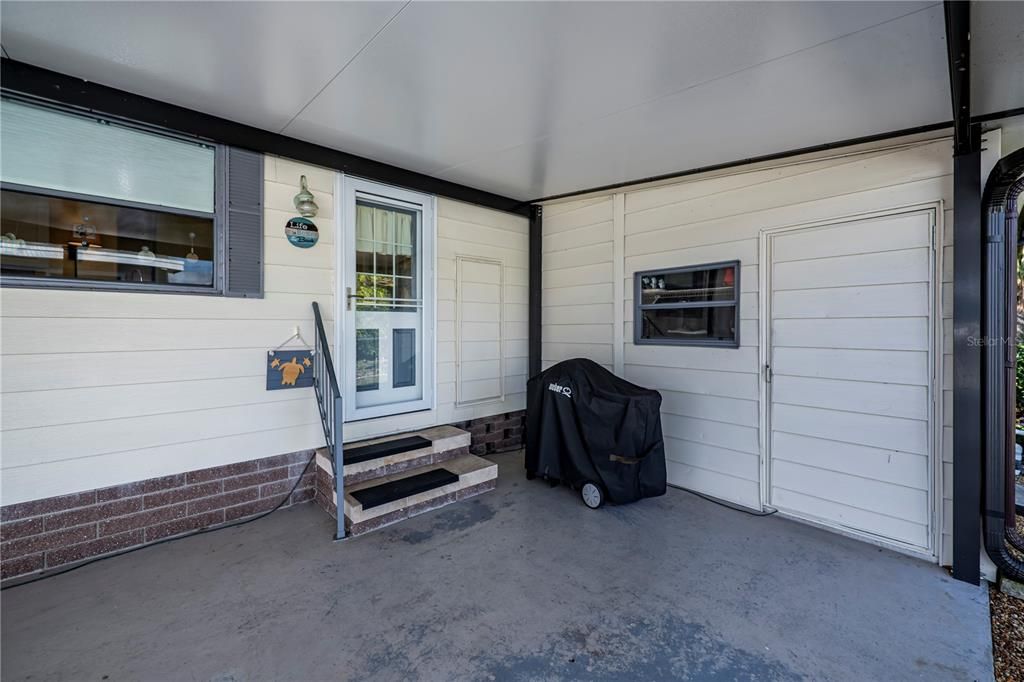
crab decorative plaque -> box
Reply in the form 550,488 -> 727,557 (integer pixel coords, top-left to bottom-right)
266,350 -> 315,390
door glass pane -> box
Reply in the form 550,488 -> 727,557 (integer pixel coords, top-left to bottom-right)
395,277 -> 414,301
355,239 -> 374,273
395,219 -> 414,276
375,241 -> 394,275
393,329 -> 416,388
353,199 -> 423,409
356,329 -> 379,392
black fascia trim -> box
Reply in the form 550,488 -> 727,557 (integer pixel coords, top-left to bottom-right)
0,58 -> 530,217
526,121 -> 954,205
525,106 -> 1024,206
974,107 -> 1024,125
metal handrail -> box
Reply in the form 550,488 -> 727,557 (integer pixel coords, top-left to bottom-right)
311,301 -> 345,540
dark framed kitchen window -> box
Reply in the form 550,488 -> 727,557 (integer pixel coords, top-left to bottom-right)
634,260 -> 740,348
0,96 -> 263,297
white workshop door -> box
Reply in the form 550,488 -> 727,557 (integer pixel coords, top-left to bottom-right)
765,209 -> 936,554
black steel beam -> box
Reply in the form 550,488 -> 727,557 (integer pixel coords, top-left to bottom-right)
528,205 -> 543,379
946,0 -> 982,585
0,58 -> 530,217
945,1 -> 973,156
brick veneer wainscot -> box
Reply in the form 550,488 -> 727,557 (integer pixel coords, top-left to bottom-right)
0,450 -> 317,581
452,410 -> 525,456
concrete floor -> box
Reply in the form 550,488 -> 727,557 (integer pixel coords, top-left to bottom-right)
2,451 -> 992,681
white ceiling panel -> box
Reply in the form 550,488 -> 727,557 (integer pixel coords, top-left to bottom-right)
0,1 -> 962,200
0,1 -> 404,131
435,4 -> 950,198
283,1 -> 933,178
972,2 -> 1024,118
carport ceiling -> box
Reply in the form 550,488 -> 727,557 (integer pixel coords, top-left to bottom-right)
0,2 -> 1017,201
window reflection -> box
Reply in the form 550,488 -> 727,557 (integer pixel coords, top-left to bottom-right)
0,189 -> 214,286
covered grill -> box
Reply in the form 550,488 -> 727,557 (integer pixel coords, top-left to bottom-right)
525,358 -> 667,508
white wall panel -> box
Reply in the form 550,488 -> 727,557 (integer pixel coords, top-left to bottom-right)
1,164 -> 529,505
541,197 -> 615,369
0,157 -> 338,504
456,256 -> 504,406
541,136 -> 953,561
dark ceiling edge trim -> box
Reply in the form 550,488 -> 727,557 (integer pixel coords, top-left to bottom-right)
0,58 -> 531,217
525,106 -> 1024,207
973,107 -> 1024,124
526,121 -> 954,205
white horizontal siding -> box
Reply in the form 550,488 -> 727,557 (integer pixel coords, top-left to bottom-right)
541,197 -> 614,371
542,136 -> 953,555
1,163 -> 530,505
771,347 -> 930,386
770,375 -> 929,421
766,209 -> 936,553
771,282 -> 929,319
771,432 -> 928,490
1,156 -> 337,503
771,487 -> 929,548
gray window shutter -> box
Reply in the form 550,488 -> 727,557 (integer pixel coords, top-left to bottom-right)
224,147 -> 263,297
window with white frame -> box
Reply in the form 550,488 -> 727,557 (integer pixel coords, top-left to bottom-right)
634,261 -> 740,347
0,97 -> 263,296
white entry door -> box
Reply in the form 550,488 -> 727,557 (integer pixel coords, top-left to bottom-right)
763,207 -> 937,556
341,177 -> 434,421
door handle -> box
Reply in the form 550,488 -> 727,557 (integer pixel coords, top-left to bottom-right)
346,287 -> 360,311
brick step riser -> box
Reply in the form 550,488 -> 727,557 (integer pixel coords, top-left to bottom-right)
339,445 -> 469,486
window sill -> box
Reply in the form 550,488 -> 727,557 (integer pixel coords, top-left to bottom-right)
0,275 -> 225,297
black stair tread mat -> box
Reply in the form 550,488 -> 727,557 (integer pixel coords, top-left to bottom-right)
351,468 -> 459,510
343,436 -> 432,465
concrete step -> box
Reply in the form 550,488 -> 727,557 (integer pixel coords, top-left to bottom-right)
343,455 -> 496,535
313,427 -> 497,536
315,425 -> 469,486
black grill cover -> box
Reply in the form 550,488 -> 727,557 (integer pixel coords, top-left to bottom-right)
525,358 -> 667,504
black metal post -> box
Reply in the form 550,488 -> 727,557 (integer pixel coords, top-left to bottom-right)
946,0 -> 982,584
528,205 -> 543,379
952,145 -> 982,585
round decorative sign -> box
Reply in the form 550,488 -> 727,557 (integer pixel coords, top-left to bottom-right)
285,217 -> 319,249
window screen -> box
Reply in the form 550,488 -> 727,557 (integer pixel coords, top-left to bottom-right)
634,261 -> 740,347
